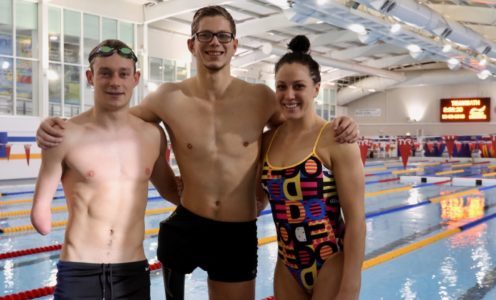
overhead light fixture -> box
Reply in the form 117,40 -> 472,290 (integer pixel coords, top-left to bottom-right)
390,23 -> 401,34
477,70 -> 491,80
358,32 -> 379,45
317,0 -> 329,5
447,58 -> 461,70
406,44 -> 425,60
406,44 -> 421,53
442,44 -> 452,53
347,24 -> 367,35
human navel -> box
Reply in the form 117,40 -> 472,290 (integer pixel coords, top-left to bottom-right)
187,143 -> 193,149
243,141 -> 249,147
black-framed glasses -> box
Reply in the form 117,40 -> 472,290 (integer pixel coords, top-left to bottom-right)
88,46 -> 138,64
193,31 -> 235,43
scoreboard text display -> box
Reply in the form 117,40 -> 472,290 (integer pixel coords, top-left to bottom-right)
440,97 -> 490,122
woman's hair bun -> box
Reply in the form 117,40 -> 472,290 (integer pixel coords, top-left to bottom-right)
287,35 -> 310,54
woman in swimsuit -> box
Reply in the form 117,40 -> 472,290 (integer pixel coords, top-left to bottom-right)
260,35 -> 366,300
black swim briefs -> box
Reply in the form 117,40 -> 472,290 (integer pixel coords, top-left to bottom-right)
157,205 -> 258,282
54,259 -> 150,300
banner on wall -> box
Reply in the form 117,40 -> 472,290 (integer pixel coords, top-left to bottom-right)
0,132 -> 7,158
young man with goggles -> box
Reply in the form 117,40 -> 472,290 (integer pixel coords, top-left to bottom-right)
31,39 -> 179,300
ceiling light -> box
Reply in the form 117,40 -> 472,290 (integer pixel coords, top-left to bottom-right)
347,24 -> 367,35
447,58 -> 461,70
406,44 -> 421,53
317,0 -> 329,5
477,70 -> 491,80
442,44 -> 452,53
390,23 -> 401,34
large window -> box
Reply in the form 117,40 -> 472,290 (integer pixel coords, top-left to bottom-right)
149,57 -> 190,84
46,9 -> 136,117
48,63 -> 62,116
0,57 -> 13,115
0,2 -> 136,117
315,87 -> 337,121
0,0 -> 38,116
64,10 -> 80,64
48,7 -> 61,62
102,18 -> 117,40
0,0 -> 13,56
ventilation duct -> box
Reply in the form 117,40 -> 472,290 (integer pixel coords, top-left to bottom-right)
357,0 -> 494,57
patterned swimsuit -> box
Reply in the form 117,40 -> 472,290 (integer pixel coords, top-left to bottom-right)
260,122 -> 344,292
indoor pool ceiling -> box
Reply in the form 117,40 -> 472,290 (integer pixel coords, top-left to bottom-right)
134,0 -> 496,104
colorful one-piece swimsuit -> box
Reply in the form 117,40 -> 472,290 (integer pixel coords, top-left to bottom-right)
261,122 -> 344,293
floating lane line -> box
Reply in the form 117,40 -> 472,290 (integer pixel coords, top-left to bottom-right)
435,169 -> 465,176
365,178 -> 452,198
392,168 -> 423,175
362,211 -> 496,270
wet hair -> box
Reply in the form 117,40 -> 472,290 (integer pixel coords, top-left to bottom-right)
275,35 -> 321,84
88,39 -> 137,72
191,6 -> 236,37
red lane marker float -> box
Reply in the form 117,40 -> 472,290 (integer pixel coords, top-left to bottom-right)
0,244 -> 62,260
378,178 -> 400,183
0,286 -> 55,299
472,161 -> 491,165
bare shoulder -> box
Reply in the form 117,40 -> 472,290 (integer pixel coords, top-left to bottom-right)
238,79 -> 275,99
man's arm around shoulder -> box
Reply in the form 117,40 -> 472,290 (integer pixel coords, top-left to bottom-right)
130,82 -> 178,124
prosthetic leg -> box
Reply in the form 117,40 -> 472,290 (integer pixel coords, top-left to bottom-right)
163,267 -> 185,300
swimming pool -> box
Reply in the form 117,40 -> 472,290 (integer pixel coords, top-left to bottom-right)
1,158 -> 496,299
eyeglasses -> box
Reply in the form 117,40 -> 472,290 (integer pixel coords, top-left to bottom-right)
88,46 -> 138,64
193,31 -> 235,43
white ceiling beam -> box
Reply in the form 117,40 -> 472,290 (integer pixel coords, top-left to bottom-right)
312,30 -> 358,47
330,44 -> 404,60
364,54 -> 417,69
144,0 -> 236,24
232,50 -> 272,67
270,45 -> 405,81
237,13 -> 315,38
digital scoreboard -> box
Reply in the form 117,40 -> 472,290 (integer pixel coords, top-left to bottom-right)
440,97 -> 490,122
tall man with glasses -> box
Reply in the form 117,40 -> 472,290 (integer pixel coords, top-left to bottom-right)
36,6 -> 359,300
31,39 -> 179,300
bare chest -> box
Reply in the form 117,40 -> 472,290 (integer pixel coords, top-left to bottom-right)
164,97 -> 265,155
64,135 -> 158,181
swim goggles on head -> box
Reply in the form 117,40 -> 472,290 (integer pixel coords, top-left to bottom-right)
88,46 -> 138,63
